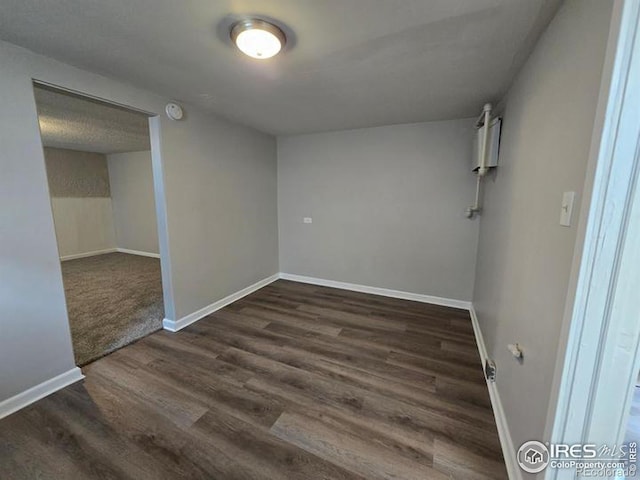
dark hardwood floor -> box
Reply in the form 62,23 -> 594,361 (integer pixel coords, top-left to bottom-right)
0,280 -> 507,479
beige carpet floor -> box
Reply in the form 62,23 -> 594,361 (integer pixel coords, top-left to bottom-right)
61,252 -> 164,366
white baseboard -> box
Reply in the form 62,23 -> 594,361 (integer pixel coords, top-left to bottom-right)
163,274 -> 280,332
469,305 -> 521,480
162,271 -> 469,332
60,248 -> 117,261
116,248 -> 160,259
0,367 -> 84,420
60,248 -> 160,261
279,273 -> 471,310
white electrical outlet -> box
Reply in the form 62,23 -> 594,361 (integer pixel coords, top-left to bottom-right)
560,191 -> 575,227
303,217 -> 312,224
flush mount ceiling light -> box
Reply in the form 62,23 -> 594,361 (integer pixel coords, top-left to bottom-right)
230,19 -> 286,59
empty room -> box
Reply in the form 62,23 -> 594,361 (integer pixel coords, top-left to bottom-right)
1,1 -> 639,480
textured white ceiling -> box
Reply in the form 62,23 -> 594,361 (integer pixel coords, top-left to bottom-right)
3,0 -> 562,135
34,84 -> 151,154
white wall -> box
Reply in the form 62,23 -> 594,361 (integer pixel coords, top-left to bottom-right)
471,0 -> 613,464
44,147 -> 117,258
161,109 -> 278,319
107,150 -> 158,254
278,119 -> 479,301
51,198 -> 116,257
0,48 -> 76,401
0,40 -> 278,403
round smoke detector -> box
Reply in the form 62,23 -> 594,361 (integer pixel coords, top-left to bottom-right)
165,102 -> 184,121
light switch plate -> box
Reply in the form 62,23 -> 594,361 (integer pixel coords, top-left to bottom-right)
303,217 -> 312,224
560,191 -> 575,227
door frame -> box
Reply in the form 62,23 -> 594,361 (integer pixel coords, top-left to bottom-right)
544,0 -> 640,478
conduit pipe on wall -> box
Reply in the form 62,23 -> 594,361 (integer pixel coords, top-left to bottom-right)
466,103 -> 493,219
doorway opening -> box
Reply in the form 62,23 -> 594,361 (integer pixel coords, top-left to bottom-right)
33,82 -> 165,366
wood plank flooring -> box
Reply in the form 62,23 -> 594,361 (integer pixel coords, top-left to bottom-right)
0,280 -> 508,479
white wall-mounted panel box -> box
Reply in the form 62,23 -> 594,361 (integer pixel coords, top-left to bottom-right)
472,117 -> 501,172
